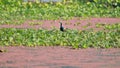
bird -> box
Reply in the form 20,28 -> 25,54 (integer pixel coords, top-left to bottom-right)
59,22 -> 64,32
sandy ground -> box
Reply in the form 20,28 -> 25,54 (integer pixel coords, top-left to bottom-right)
0,46 -> 120,68
0,18 -> 120,30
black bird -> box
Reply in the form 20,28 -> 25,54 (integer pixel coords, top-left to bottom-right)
60,22 -> 64,31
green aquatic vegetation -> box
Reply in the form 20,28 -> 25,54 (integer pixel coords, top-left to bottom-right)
29,22 -> 43,25
96,23 -> 120,31
0,25 -> 120,49
0,0 -> 120,24
104,23 -> 120,30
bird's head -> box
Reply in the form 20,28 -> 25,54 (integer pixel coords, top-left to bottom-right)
59,22 -> 62,26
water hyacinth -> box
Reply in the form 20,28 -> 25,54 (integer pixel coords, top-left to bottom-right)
0,0 -> 120,24
0,24 -> 120,49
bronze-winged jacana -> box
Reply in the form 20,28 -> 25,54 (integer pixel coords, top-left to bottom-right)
60,22 -> 64,31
